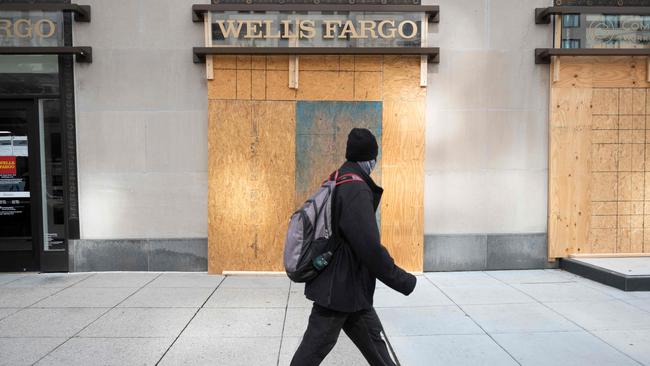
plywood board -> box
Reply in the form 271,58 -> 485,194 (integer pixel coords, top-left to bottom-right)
381,99 -> 425,272
294,101 -> 382,206
208,55 -> 426,272
551,59 -> 650,257
208,100 -> 295,273
549,87 -> 593,257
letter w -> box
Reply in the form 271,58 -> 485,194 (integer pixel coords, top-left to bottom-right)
216,20 -> 243,38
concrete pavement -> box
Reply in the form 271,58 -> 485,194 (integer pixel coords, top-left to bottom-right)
0,270 -> 649,366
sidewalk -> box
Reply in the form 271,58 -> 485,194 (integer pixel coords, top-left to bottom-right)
0,270 -> 649,366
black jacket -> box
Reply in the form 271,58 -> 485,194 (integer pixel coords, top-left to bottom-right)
304,161 -> 417,312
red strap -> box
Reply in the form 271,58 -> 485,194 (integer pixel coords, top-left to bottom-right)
335,173 -> 364,186
322,171 -> 364,186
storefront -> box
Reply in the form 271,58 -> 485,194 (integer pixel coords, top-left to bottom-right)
0,2 -> 89,272
193,4 -> 438,273
5,0 -> 649,275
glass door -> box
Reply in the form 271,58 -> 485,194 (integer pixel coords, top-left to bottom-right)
0,100 -> 42,271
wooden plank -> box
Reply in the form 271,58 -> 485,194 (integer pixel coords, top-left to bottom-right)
383,56 -> 426,101
354,72 -> 383,101
549,87 -> 593,258
208,100 -> 295,273
296,71 -> 354,100
592,57 -> 643,88
381,99 -> 425,272
208,69 -> 237,100
207,49 -> 426,272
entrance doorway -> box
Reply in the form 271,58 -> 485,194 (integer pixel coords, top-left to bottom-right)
0,100 -> 41,271
0,99 -> 67,272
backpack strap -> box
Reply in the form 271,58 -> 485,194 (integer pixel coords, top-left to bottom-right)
327,171 -> 365,257
335,173 -> 364,186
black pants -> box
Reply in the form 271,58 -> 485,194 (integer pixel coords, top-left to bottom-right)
290,304 -> 397,366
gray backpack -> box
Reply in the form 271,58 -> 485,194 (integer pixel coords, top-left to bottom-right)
283,170 -> 364,283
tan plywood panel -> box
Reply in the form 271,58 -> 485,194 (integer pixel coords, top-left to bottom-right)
266,56 -> 290,70
208,100 -> 295,273
208,69 -> 237,100
592,115 -> 618,129
590,228 -> 617,253
592,57 -> 642,88
252,56 -> 266,70
236,55 -> 252,70
591,172 -> 617,201
237,69 -> 252,100
207,54 -> 426,271
620,89 -> 646,114
632,142 -> 646,171
592,88 -> 619,115
296,71 -> 354,100
549,87 -> 593,257
208,100 -> 253,274
299,55 -> 340,71
354,72 -> 383,101
213,55 -> 237,69
381,99 -> 425,272
591,144 -> 617,172
383,56 -> 426,101
552,58 -> 593,88
251,70 -> 266,100
593,201 -> 618,216
266,70 -> 296,100
355,56 -> 383,71
617,228 -> 632,252
631,229 -> 644,253
340,56 -> 354,71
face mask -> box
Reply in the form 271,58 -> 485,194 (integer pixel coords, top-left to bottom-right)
358,159 -> 377,175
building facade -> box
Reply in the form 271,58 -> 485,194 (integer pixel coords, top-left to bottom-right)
2,0 -> 649,273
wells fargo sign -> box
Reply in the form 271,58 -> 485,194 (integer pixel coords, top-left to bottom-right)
214,18 -> 420,41
209,12 -> 424,48
0,12 -> 63,47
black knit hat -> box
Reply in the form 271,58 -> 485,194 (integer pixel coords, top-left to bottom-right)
345,128 -> 378,162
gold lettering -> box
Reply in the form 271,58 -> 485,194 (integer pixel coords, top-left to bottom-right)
323,20 -> 341,39
215,20 -> 244,38
338,20 -> 361,39
35,19 -> 56,38
358,20 -> 378,39
377,20 -> 396,38
263,20 -> 281,39
281,20 -> 298,39
299,20 -> 315,39
397,20 -> 418,39
0,20 -> 11,38
14,19 -> 32,39
245,20 -> 263,38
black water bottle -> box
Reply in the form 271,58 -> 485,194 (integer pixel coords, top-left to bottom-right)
312,251 -> 333,271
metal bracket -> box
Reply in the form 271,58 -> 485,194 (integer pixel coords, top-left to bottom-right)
536,48 -> 650,64
193,47 -> 440,64
0,4 -> 91,22
535,6 -> 650,24
0,47 -> 92,63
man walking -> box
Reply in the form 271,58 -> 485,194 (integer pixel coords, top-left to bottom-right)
291,128 -> 417,366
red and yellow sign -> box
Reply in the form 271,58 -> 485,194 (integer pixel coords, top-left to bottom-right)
0,156 -> 17,175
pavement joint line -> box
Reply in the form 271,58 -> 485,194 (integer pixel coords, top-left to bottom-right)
21,272 -> 98,309
29,272 -> 164,366
619,298 -> 650,315
483,271 -> 647,366
276,280 -> 293,366
423,274 -> 523,366
0,308 -> 20,322
154,274 -> 226,366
